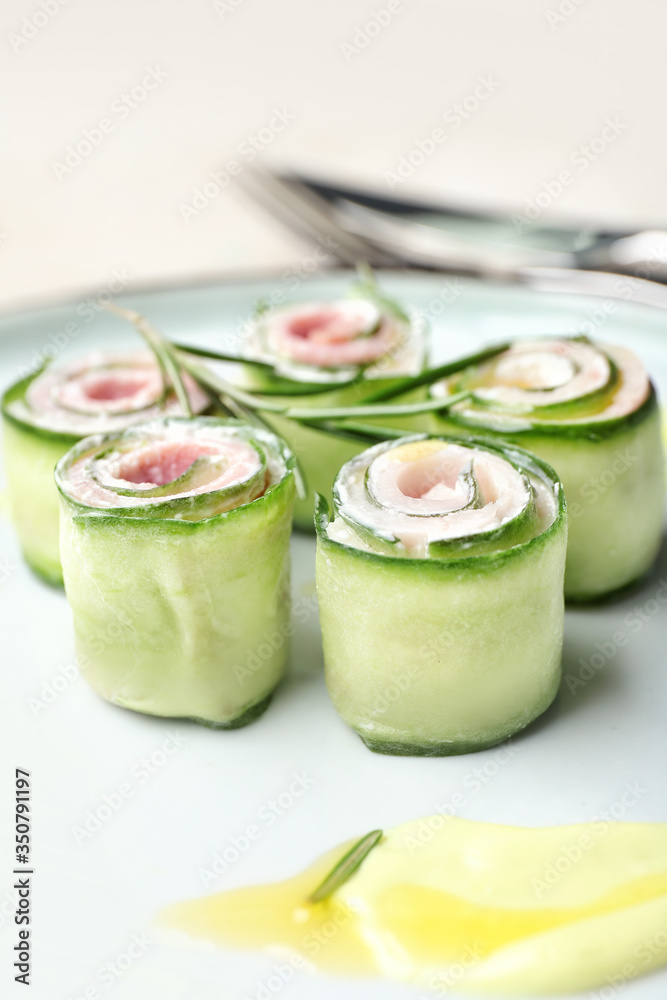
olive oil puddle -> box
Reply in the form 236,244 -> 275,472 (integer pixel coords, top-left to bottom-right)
158,820 -> 667,993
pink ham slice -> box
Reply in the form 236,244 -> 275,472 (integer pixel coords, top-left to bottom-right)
56,365 -> 165,415
330,439 -> 551,555
64,425 -> 266,510
434,339 -> 650,422
264,300 -> 398,368
22,351 -> 209,434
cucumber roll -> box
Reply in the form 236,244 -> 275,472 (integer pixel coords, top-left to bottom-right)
316,435 -> 567,756
1,351 -> 209,585
430,338 -> 665,600
245,291 -> 425,387
55,417 -> 295,728
239,277 -> 427,530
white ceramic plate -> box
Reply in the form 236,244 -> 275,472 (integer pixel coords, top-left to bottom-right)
2,272 -> 666,1000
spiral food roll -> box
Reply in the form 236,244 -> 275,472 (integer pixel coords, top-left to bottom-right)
242,289 -> 427,531
1,351 -> 209,584
430,337 -> 664,600
316,435 -> 567,756
56,417 -> 295,728
247,297 -> 424,384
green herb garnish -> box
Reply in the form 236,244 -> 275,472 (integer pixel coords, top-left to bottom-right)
307,829 -> 383,905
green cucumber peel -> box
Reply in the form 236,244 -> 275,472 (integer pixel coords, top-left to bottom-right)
307,829 -> 383,904
172,341 -> 402,396
432,336 -> 641,432
175,352 -> 471,424
173,343 -> 366,396
298,420 -> 409,444
175,353 -> 287,415
438,381 -> 659,441
241,370 -> 366,397
452,354 -> 621,421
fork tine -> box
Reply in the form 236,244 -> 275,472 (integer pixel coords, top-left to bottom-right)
236,166 -> 398,268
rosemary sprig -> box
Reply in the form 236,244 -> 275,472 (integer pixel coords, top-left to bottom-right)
285,389 -> 472,422
173,343 -> 365,397
171,341 -> 276,371
103,305 -> 472,488
350,262 -> 410,324
358,343 -> 511,405
307,830 -> 383,905
174,352 -> 288,415
105,304 -> 193,418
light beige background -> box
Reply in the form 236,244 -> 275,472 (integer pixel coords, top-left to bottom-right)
1,0 -> 665,311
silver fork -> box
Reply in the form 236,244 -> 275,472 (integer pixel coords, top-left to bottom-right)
237,166 -> 667,301
236,167 -> 398,268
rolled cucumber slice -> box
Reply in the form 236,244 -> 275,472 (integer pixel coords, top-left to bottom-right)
1,403 -> 76,585
1,352 -> 209,585
316,435 -> 567,756
235,279 -> 428,530
429,338 -> 665,600
56,417 -> 295,728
